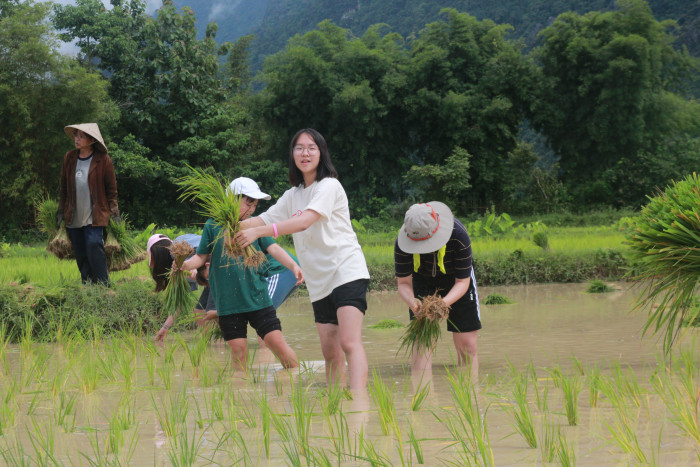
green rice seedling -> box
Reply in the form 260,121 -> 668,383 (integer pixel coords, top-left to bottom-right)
53,391 -> 77,433
77,348 -> 100,394
606,412 -> 648,465
571,356 -> 585,376
587,279 -> 615,293
505,372 -> 537,448
368,319 -> 404,329
539,416 -> 559,463
323,407 -> 349,463
22,347 -> 50,388
163,341 -> 179,366
26,391 -> 42,416
19,311 -> 35,356
483,293 -> 514,305
176,166 -> 266,267
556,431 -> 576,467
256,391 -> 273,459
441,367 -> 494,466
610,361 -> 642,408
625,173 -> 700,352
213,429 -> 251,466
651,359 -> 700,444
0,381 -> 17,436
320,378 -> 347,417
176,333 -> 209,379
151,386 -> 189,438
190,397 -> 205,430
114,345 -> 136,393
288,374 -> 316,457
557,373 -> 582,426
163,240 -> 198,321
411,377 -> 431,412
309,447 -> 333,467
26,417 -> 58,466
0,437 -> 30,467
167,423 -> 206,467
105,216 -> 147,271
527,361 -> 549,412
587,365 -> 602,408
407,421 -> 424,465
206,386 -> 226,422
369,370 -> 398,436
144,346 -> 157,387
547,366 -> 562,388
359,438 -> 391,466
157,361 -> 173,390
398,293 -> 450,356
0,322 -> 10,374
81,424 -> 137,467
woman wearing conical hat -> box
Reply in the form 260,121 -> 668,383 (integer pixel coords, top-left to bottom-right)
57,123 -> 120,286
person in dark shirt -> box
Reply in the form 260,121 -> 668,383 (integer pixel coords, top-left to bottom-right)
394,201 -> 481,378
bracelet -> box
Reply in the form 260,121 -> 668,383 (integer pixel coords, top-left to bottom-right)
272,223 -> 278,238
163,324 -> 171,330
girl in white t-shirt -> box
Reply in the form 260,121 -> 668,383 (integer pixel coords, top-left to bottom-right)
235,128 -> 370,391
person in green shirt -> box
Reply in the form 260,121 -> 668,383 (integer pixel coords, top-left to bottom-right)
178,178 -> 303,372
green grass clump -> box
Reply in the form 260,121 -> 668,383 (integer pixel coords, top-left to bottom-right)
483,294 -> 514,305
625,172 -> 700,352
368,319 -> 404,329
586,279 -> 616,293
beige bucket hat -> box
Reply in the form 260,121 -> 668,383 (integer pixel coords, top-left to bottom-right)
64,123 -> 108,153
397,201 -> 454,254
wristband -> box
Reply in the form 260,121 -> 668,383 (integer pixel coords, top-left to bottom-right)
272,223 -> 278,238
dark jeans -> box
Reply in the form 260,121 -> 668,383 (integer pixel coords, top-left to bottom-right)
67,225 -> 109,286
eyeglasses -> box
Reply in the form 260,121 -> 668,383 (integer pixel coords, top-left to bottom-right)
293,145 -> 319,154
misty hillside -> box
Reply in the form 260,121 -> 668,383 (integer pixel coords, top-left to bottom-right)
171,0 -> 699,72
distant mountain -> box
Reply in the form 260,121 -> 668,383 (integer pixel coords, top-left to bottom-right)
170,0 -> 269,43
171,0 -> 699,73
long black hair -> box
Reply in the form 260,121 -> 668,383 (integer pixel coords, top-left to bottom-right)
149,238 -> 173,292
288,128 -> 338,187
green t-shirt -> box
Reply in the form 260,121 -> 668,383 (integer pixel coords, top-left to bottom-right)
197,219 -> 275,316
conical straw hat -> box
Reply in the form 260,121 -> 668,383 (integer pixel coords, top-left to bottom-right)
64,123 -> 108,152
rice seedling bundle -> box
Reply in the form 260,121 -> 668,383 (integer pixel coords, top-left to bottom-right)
35,197 -> 73,260
106,217 -> 146,271
398,292 -> 450,355
176,166 -> 267,269
626,172 -> 700,351
162,241 -> 197,318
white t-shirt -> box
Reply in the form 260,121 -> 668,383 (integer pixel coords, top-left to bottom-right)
259,178 -> 369,302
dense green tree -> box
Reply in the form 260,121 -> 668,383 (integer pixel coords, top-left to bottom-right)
404,9 -> 538,212
260,21 -> 410,216
531,0 -> 700,205
0,0 -> 117,236
54,0 -> 232,158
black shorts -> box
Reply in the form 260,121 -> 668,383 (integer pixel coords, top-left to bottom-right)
217,306 -> 281,341
195,286 -> 216,312
312,279 -> 369,325
411,273 -> 481,333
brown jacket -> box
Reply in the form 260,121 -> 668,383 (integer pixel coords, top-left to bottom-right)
58,149 -> 120,227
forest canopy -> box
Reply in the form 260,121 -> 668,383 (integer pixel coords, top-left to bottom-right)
1,0 -> 698,239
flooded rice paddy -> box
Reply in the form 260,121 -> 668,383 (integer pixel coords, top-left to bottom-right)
1,282 -> 699,465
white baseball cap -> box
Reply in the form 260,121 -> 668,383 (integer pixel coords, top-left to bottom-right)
228,177 -> 271,200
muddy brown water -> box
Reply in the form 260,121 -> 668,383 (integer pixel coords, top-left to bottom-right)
2,282 -> 699,465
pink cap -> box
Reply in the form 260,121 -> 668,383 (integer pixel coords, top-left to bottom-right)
146,234 -> 170,267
